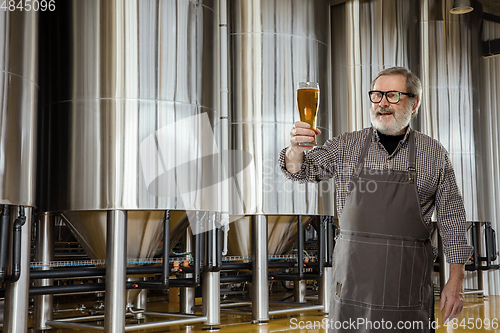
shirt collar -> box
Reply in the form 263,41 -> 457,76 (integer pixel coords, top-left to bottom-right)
372,126 -> 411,143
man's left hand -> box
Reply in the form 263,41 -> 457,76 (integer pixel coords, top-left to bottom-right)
439,263 -> 465,322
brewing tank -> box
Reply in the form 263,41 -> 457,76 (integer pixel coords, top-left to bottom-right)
37,0 -> 218,213
0,10 -> 38,207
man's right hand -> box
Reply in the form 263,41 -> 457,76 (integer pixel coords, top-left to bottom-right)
285,121 -> 321,173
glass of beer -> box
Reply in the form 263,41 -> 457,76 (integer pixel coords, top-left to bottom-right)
296,81 -> 320,146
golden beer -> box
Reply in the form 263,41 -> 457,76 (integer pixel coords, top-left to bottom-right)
296,82 -> 319,146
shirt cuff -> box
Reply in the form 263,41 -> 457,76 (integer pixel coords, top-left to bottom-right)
278,147 -> 309,183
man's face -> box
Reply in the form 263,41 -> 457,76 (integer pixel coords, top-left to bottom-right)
370,74 -> 416,136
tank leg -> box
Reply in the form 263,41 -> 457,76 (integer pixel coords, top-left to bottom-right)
294,280 -> 307,303
133,288 -> 147,320
180,227 -> 195,314
202,271 -> 220,326
251,215 -> 269,323
33,212 -> 54,330
3,206 -> 32,333
319,266 -> 333,314
104,210 -> 127,333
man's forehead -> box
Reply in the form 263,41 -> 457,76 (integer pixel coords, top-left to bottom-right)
374,74 -> 407,88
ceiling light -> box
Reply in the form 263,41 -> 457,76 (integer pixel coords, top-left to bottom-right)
450,0 -> 474,14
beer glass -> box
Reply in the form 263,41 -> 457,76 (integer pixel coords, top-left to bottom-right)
296,81 -> 320,146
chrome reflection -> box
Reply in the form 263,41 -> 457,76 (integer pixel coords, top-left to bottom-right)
0,10 -> 38,207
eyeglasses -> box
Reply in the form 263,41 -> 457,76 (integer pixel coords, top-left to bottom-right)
368,91 -> 415,104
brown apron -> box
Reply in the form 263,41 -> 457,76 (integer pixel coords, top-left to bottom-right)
329,128 -> 434,332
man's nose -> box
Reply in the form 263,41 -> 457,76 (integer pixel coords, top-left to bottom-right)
379,94 -> 391,107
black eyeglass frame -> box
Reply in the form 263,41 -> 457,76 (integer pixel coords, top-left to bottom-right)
368,90 -> 416,104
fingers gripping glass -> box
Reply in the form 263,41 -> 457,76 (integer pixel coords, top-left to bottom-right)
368,91 -> 415,104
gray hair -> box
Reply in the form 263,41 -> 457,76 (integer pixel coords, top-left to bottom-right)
370,67 -> 422,118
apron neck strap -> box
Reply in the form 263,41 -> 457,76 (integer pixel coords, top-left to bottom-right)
354,128 -> 374,176
407,129 -> 416,171
355,127 -> 416,176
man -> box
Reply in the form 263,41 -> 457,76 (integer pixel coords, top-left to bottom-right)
279,67 -> 472,332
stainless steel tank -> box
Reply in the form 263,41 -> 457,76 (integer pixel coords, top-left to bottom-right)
36,0 -> 218,296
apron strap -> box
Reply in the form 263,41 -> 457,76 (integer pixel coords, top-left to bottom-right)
354,128 -> 373,176
408,128 -> 416,171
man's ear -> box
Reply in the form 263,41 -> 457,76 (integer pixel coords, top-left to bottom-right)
412,96 -> 420,112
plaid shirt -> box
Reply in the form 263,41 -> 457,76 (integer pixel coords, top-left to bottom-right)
279,127 -> 473,264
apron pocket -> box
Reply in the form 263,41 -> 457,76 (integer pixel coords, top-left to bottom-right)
397,243 -> 427,307
333,237 -> 426,308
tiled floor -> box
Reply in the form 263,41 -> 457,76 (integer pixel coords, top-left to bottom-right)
22,294 -> 500,332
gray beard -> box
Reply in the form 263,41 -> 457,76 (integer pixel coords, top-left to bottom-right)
371,106 -> 412,135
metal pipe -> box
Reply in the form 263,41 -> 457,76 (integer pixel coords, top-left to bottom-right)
44,321 -> 105,331
52,314 -> 106,322
216,224 -> 222,271
144,311 -> 204,318
293,280 -> 306,303
219,0 -> 230,259
221,262 -> 252,270
220,309 -> 252,315
220,274 -> 252,283
180,227 -> 195,314
33,213 -> 54,330
3,206 -> 32,333
10,206 -> 26,282
202,212 -> 221,325
319,266 -> 333,314
30,265 -> 162,279
315,216 -> 325,280
268,305 -> 324,316
104,210 -> 127,333
251,215 -> 269,323
30,283 -> 106,296
326,216 -> 335,267
123,316 -> 207,332
297,215 -> 304,280
133,288 -> 147,320
202,271 -> 220,326
0,205 -> 10,282
204,221 -> 214,272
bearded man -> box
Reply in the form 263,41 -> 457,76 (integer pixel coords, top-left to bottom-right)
279,67 -> 472,332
